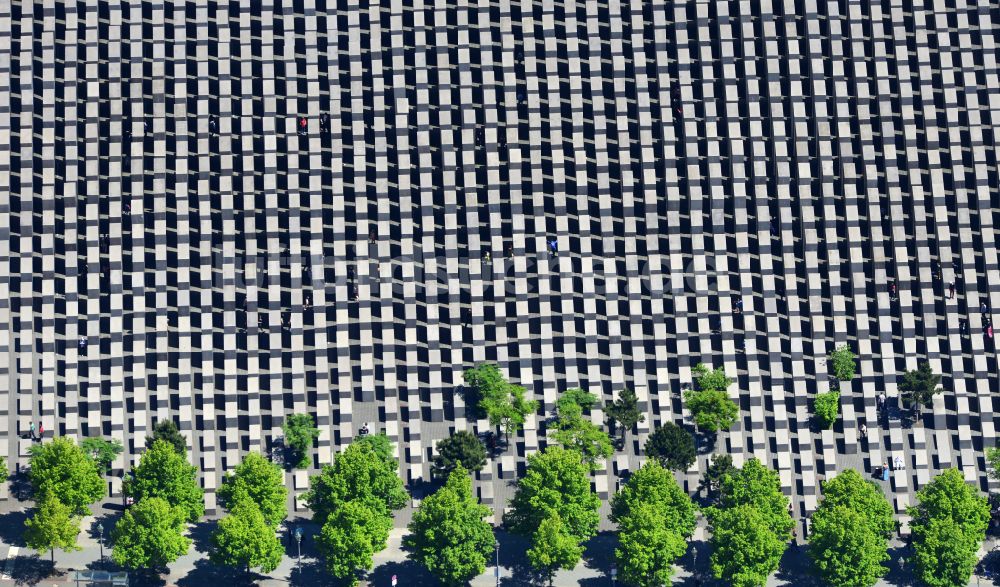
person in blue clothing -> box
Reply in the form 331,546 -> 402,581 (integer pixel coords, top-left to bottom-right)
548,239 -> 557,257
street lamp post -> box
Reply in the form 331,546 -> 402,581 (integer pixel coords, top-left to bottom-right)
96,522 -> 104,561
294,527 -> 303,562
495,540 -> 501,587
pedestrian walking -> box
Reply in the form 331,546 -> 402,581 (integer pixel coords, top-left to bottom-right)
79,336 -> 87,349
960,319 -> 967,335
982,302 -> 989,314
988,324 -> 994,339
948,282 -> 955,299
548,239 -> 558,256
38,423 -> 44,439
29,422 -> 35,440
889,282 -> 897,298
860,423 -> 867,439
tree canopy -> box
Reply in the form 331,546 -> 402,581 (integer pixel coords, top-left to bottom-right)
112,497 -> 191,570
305,438 -> 407,527
283,413 -> 320,469
0,456 -> 7,485
813,391 -> 841,429
556,388 -> 598,413
317,499 -> 392,585
606,388 -> 645,440
612,460 -> 695,586
818,469 -> 895,538
709,504 -> 787,587
692,363 -> 733,392
809,505 -> 888,587
909,468 -> 990,587
829,345 -> 857,381
527,514 -> 584,587
988,447 -> 1000,481
210,501 -> 284,575
611,460 -> 696,540
698,454 -> 736,503
81,437 -> 124,475
684,389 -> 739,433
615,502 -> 688,587
808,470 -> 894,587
405,467 -> 495,586
145,419 -> 187,455
28,437 -> 105,515
125,439 -> 205,523
504,446 -> 601,543
217,452 -> 287,527
706,458 -> 792,587
552,401 -> 613,470
643,422 -> 696,471
463,364 -> 538,443
24,492 -> 81,563
899,362 -> 943,415
433,431 -> 487,477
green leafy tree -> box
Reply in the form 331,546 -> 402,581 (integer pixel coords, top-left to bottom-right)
462,363 -> 507,417
556,388 -> 598,413
463,364 -> 538,443
684,389 -> 739,433
829,345 -> 857,381
909,468 -> 990,587
125,439 -> 205,523
606,388 -> 645,441
317,500 -> 392,585
353,432 -> 395,467
433,431 -> 487,477
145,419 -> 187,455
81,437 -> 124,475
24,493 -> 81,563
217,452 -> 287,527
112,497 -> 191,570
643,422 -> 696,471
612,461 -> 695,586
28,437 -> 105,515
709,504 -> 788,587
304,438 -> 408,527
0,456 -> 8,485
527,514 -> 584,587
692,363 -> 733,392
712,458 -> 793,539
899,362 -> 943,416
504,446 -> 601,542
405,467 -> 495,586
552,407 -> 613,470
210,501 -> 283,575
910,516 -> 980,587
611,460 -> 696,540
808,505 -> 888,587
698,454 -> 736,503
814,391 -> 841,429
987,447 -> 1000,480
283,413 -> 320,469
615,502 -> 688,587
818,469 -> 895,538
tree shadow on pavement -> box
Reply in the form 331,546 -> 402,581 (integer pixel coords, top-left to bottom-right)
7,471 -> 34,503
288,559 -> 333,587
6,555 -> 53,586
369,559 -> 438,587
188,520 -> 217,555
884,544 -> 912,587
0,509 -> 30,546
773,543 -> 823,587
580,531 -> 617,573
176,558 -> 255,587
496,530 -> 538,587
85,510 -> 122,542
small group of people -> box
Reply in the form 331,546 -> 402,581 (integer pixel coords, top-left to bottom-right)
27,422 -> 44,441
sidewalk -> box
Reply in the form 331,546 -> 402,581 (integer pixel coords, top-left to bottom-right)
1,500 -> 998,586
